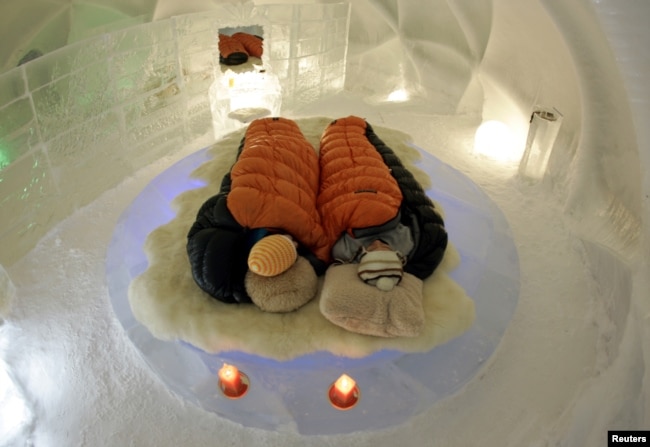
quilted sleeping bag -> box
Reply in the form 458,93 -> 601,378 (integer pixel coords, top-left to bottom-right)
186,117 -> 328,304
365,120 -> 448,279
187,116 -> 448,304
227,118 -> 330,262
318,116 -> 404,245
318,116 -> 448,280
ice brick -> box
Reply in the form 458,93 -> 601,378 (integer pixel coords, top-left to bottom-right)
0,149 -> 54,235
0,68 -> 25,108
0,98 -> 40,166
127,130 -> 184,172
263,4 -> 296,23
184,96 -> 213,142
298,55 -> 321,76
296,37 -> 322,57
32,60 -> 115,142
110,20 -> 174,52
46,111 -> 121,169
24,37 -> 111,92
298,20 -> 325,39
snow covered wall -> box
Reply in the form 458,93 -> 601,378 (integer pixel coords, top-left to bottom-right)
0,0 -> 648,445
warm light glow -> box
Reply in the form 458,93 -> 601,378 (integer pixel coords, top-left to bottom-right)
387,88 -> 410,102
224,69 -> 281,114
217,363 -> 248,398
218,363 -> 240,383
329,373 -> 359,410
209,68 -> 282,139
334,374 -> 356,395
473,120 -> 518,162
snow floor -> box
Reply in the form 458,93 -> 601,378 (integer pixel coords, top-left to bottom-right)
2,84 -> 624,446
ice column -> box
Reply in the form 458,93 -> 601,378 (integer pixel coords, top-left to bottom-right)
519,107 -> 563,180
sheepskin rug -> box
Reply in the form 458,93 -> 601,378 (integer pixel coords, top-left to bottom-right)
128,116 -> 475,360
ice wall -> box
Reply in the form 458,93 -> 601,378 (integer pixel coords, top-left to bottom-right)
542,1 -> 642,261
0,1 -> 350,266
0,1 -> 156,72
548,0 -> 650,440
343,0 -> 492,114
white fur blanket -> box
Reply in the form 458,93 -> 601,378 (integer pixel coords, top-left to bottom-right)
128,116 -> 475,360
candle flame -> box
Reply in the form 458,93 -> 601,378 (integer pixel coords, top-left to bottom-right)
334,374 -> 356,394
218,363 -> 238,381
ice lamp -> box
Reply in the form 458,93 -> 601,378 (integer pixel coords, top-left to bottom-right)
473,120 -> 518,162
518,107 -> 563,180
328,373 -> 360,410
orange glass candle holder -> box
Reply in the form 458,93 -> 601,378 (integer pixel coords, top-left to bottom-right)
328,374 -> 360,410
218,363 -> 249,399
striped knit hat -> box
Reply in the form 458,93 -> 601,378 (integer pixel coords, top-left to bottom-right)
357,240 -> 404,291
248,234 -> 298,277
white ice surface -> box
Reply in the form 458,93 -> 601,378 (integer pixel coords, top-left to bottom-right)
2,0 -> 650,446
0,102 -> 610,446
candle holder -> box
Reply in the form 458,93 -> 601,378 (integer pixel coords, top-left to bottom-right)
328,374 -> 360,410
218,363 -> 249,399
519,107 -> 563,180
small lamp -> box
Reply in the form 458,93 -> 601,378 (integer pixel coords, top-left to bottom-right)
518,107 -> 563,180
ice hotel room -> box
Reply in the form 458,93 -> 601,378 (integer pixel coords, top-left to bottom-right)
0,0 -> 648,446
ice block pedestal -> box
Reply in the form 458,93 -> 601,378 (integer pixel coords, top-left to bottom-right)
209,68 -> 282,139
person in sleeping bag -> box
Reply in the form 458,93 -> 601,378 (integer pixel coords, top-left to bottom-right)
317,116 -> 448,291
186,117 -> 330,304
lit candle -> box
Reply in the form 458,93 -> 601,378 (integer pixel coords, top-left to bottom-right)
329,373 -> 360,410
218,363 -> 248,398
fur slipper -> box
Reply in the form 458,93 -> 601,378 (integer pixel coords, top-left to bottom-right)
320,264 -> 425,338
245,256 -> 318,313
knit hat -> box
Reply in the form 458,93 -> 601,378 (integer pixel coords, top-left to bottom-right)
357,240 -> 404,291
248,234 -> 298,277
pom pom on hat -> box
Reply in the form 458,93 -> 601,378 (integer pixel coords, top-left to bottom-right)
248,234 -> 298,277
357,240 -> 404,292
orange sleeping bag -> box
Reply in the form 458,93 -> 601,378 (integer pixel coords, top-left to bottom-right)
317,116 -> 403,247
218,34 -> 248,65
232,32 -> 264,58
227,117 -> 330,263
